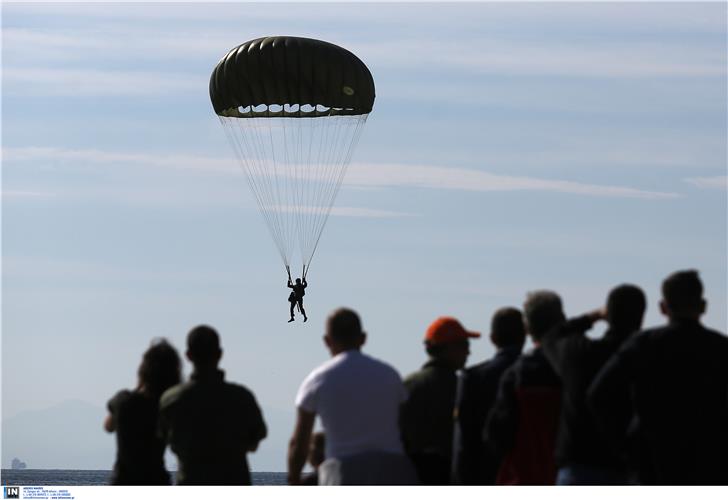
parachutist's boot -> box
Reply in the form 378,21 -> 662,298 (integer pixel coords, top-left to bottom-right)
304,316 -> 308,322
288,317 -> 294,323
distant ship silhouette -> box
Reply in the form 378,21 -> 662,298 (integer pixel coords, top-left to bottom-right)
11,458 -> 27,470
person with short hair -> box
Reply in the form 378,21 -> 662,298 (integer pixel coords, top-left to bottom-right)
158,325 -> 267,485
542,284 -> 646,485
105,339 -> 182,485
589,270 -> 728,485
287,308 -> 417,485
454,308 -> 526,485
401,317 -> 481,484
483,291 -> 564,485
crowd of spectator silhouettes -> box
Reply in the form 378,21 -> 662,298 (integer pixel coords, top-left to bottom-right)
104,269 -> 728,486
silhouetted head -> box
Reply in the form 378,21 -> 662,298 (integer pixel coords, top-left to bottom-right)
324,308 -> 366,354
606,284 -> 647,332
523,290 -> 566,342
137,338 -> 182,398
186,325 -> 223,369
660,269 -> 706,321
490,307 -> 526,350
296,278 -> 302,284
424,317 -> 480,370
308,432 -> 326,469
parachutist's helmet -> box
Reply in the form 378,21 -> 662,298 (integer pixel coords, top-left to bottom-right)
296,278 -> 302,284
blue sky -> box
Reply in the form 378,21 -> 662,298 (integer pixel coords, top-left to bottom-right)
2,2 -> 726,471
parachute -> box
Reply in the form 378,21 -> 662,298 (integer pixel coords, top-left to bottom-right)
210,36 -> 375,279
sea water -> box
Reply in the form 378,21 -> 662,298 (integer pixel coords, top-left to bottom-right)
0,469 -> 288,486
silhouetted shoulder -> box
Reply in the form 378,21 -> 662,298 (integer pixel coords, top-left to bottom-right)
508,348 -> 559,386
375,360 -> 404,386
467,356 -> 509,381
626,323 -> 728,349
223,381 -> 260,402
108,389 -> 133,411
698,325 -> 728,344
159,382 -> 192,408
367,354 -> 402,376
612,327 -> 651,351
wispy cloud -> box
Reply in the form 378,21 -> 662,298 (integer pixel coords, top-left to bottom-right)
684,176 -> 728,190
361,37 -> 725,79
3,147 -> 680,201
2,147 -> 236,173
1,190 -> 56,199
1,27 -> 234,65
3,3 -> 723,102
345,163 -> 680,200
270,205 -> 415,218
1,67 -> 203,97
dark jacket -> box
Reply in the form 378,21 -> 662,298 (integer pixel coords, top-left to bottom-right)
483,347 -> 561,485
401,359 -> 458,484
453,346 -> 522,485
107,390 -> 170,485
288,280 -> 307,300
542,314 -> 634,470
158,369 -> 267,485
588,320 -> 728,485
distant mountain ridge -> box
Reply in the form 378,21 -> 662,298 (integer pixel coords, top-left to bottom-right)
2,399 -> 113,470
2,399 -> 292,471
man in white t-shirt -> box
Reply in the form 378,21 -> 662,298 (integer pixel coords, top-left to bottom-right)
287,307 -> 418,485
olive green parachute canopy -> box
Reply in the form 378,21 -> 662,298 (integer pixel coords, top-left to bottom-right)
211,36 -> 374,278
210,36 -> 375,118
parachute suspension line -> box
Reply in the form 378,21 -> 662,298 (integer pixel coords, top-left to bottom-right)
243,116 -> 290,267
266,115 -> 290,265
300,114 -> 354,272
305,114 -> 348,266
311,114 -> 344,245
295,112 -> 308,269
259,115 -> 292,265
257,115 -> 294,266
305,114 -> 368,271
302,114 -> 318,266
230,116 -> 280,260
220,116 -> 289,267
291,112 -> 307,270
220,109 -> 368,276
303,115 -> 329,265
241,117 -> 285,254
305,114 -> 345,265
308,112 -> 349,262
279,115 -> 293,265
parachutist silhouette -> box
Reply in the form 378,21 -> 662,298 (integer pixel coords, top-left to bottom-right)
288,277 -> 308,323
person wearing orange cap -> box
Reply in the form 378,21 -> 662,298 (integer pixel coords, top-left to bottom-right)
400,317 -> 480,485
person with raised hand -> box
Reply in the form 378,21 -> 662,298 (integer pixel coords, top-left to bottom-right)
589,270 -> 728,485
